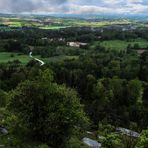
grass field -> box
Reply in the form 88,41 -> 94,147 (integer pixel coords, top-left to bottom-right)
69,20 -> 131,27
0,52 -> 32,64
0,52 -> 46,64
92,39 -> 148,51
39,26 -> 71,30
0,52 -> 78,64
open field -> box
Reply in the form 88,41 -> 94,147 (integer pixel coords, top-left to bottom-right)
66,20 -> 131,27
91,39 -> 148,51
0,52 -> 78,64
39,26 -> 71,30
0,52 -> 41,64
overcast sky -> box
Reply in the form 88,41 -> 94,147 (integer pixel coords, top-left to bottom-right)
0,0 -> 148,14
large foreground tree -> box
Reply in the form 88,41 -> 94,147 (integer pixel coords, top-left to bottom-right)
9,70 -> 88,148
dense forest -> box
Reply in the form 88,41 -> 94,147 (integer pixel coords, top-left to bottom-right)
0,25 -> 148,147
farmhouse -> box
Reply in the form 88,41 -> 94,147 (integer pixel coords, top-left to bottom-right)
67,42 -> 87,48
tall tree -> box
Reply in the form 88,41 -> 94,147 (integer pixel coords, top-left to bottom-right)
9,69 -> 88,147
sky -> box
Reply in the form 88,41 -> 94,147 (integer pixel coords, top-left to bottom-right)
0,0 -> 148,15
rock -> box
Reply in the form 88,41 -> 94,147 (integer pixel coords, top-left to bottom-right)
116,127 -> 140,138
0,127 -> 8,135
82,137 -> 101,148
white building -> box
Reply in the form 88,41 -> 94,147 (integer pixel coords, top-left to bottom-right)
67,42 -> 87,48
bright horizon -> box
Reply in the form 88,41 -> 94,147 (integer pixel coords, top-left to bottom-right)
0,0 -> 148,15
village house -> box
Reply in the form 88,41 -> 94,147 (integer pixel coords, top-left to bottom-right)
67,42 -> 87,48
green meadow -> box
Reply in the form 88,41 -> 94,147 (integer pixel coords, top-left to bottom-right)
92,39 -> 148,51
0,52 -> 78,64
39,26 -> 71,30
0,52 -> 46,64
0,52 -> 32,64
66,19 -> 131,27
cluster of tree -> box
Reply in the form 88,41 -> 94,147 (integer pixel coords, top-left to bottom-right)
50,50 -> 148,129
0,26 -> 148,147
0,68 -> 88,147
0,25 -> 148,45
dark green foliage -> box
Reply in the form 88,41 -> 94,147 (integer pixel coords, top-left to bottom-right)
102,133 -> 123,148
136,130 -> 148,148
0,89 -> 8,107
4,40 -> 23,52
8,70 -> 88,147
0,25 -> 148,147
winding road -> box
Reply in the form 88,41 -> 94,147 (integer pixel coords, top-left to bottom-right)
29,51 -> 45,66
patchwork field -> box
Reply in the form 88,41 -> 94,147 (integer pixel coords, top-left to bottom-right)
0,16 -> 132,30
67,20 -> 131,27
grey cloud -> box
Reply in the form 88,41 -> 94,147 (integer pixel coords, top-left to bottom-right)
0,0 -> 147,14
0,0 -> 68,13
